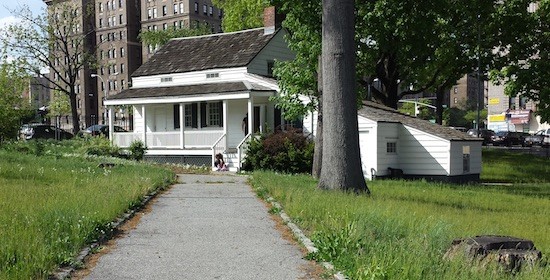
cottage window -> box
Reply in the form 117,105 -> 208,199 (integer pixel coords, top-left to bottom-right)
184,104 -> 195,128
208,102 -> 222,126
386,142 -> 397,154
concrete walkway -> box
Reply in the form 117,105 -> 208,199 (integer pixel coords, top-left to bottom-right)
84,174 -> 317,280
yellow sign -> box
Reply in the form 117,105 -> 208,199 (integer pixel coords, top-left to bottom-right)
488,98 -> 500,105
489,115 -> 505,122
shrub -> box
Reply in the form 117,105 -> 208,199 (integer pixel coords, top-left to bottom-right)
243,129 -> 314,174
80,136 -> 120,157
129,140 -> 146,161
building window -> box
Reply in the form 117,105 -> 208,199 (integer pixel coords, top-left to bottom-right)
386,142 -> 397,154
121,79 -> 125,89
162,5 -> 167,16
208,102 -> 222,126
118,0 -> 122,8
267,61 -> 274,77
153,7 -> 158,18
203,4 -> 207,15
99,18 -> 103,28
209,6 -> 213,16
194,2 -> 198,13
99,2 -> 104,12
206,73 -> 219,79
119,14 -> 123,24
161,77 -> 173,83
180,3 -> 184,13
120,47 -> 125,57
184,104 -> 193,127
453,97 -> 458,104
163,23 -> 168,30
174,3 -> 178,14
148,9 -> 152,19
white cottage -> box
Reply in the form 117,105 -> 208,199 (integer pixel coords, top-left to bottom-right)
303,101 -> 483,183
104,20 -> 294,169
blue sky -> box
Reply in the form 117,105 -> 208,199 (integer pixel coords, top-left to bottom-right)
0,0 -> 46,27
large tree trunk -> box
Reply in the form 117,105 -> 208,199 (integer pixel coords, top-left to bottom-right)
318,0 -> 369,193
312,95 -> 323,179
69,91 -> 80,134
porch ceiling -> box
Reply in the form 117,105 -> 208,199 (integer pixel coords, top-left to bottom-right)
107,82 -> 273,101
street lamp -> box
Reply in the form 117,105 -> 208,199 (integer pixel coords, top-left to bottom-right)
91,73 -> 118,124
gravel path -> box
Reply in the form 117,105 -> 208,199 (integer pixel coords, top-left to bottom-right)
84,174 -> 316,280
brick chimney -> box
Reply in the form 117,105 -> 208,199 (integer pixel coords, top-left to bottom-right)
264,6 -> 284,35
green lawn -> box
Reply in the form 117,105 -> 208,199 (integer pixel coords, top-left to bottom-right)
0,146 -> 174,279
250,150 -> 550,279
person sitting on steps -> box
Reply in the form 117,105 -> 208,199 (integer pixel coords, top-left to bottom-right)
214,153 -> 228,171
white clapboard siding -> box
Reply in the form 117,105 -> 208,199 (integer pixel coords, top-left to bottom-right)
247,31 -> 296,76
397,125 -> 451,176
449,141 -> 482,176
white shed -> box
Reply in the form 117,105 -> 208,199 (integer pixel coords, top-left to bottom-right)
305,101 -> 482,183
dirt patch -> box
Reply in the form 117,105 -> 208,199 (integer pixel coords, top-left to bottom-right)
70,192 -> 162,279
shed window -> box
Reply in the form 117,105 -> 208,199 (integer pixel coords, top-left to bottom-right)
386,142 -> 397,154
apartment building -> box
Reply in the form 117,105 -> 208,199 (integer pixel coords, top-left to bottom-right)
45,0 -> 222,129
449,74 -> 487,111
141,0 -> 222,62
44,0 -> 98,130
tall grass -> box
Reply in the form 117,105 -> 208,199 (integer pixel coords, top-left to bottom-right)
250,172 -> 550,279
0,147 -> 174,279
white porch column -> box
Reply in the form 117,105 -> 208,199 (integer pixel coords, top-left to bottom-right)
179,103 -> 184,149
247,97 -> 254,135
142,105 -> 147,146
108,106 -> 114,142
223,100 -> 228,148
259,105 -> 266,133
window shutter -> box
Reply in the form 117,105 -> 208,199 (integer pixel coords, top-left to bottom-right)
173,104 -> 180,129
218,101 -> 223,127
191,103 -> 198,128
200,102 -> 207,127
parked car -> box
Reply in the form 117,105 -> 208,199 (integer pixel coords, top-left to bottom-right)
78,125 -> 127,137
23,124 -> 73,140
523,129 -> 550,147
491,131 -> 529,146
466,129 -> 496,146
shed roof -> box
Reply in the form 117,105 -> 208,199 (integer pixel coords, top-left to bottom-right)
132,28 -> 278,77
359,101 -> 480,141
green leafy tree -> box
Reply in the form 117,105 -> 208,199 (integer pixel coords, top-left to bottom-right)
0,2 -> 96,134
492,1 -> 550,122
211,0 -> 270,32
47,90 -> 71,118
0,59 -> 29,143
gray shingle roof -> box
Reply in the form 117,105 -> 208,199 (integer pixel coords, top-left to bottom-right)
132,28 -> 277,77
107,82 -> 273,100
359,101 -> 480,141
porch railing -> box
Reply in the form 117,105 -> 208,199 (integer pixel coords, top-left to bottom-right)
113,130 -> 224,149
147,132 -> 181,148
236,133 -> 253,171
211,133 -> 227,168
113,132 -> 142,147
